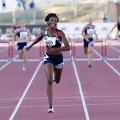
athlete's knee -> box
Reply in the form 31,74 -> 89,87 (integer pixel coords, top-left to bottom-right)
47,78 -> 53,84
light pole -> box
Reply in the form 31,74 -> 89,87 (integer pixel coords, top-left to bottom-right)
71,0 -> 77,17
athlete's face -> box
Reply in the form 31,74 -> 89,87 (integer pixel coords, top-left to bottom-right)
47,17 -> 58,29
89,18 -> 93,24
20,20 -> 25,27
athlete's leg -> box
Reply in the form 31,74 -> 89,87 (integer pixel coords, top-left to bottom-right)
18,50 -> 23,59
84,47 -> 88,55
44,63 -> 54,110
54,67 -> 63,84
87,45 -> 93,66
22,48 -> 27,69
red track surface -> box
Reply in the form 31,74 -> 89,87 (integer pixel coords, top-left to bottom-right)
0,41 -> 120,120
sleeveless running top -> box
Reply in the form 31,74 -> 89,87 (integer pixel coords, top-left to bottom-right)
84,25 -> 95,35
17,29 -> 28,38
43,28 -> 62,48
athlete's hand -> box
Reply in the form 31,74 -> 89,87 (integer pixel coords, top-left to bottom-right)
86,38 -> 89,42
26,46 -> 31,51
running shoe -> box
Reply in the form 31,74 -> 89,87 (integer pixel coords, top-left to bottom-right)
88,64 -> 92,68
48,106 -> 54,113
22,66 -> 26,71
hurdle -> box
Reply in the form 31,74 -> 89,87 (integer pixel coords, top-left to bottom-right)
0,40 -> 12,62
69,39 -> 105,61
104,39 -> 120,61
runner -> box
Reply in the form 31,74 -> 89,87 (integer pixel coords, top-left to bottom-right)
26,13 -> 70,113
81,18 -> 98,67
13,19 -> 31,71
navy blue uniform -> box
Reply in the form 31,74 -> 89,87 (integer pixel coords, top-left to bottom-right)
16,29 -> 28,50
83,25 -> 95,47
43,29 -> 64,69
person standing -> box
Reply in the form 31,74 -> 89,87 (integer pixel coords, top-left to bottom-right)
13,19 -> 31,71
82,18 -> 98,67
26,13 -> 70,113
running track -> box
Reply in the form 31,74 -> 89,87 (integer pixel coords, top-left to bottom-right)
0,41 -> 120,120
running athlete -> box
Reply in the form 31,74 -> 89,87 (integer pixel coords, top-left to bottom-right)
82,18 -> 98,67
108,16 -> 120,39
26,13 -> 70,113
13,19 -> 31,71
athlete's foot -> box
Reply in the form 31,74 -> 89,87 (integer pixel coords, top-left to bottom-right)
48,106 -> 54,113
88,64 -> 92,68
22,66 -> 26,71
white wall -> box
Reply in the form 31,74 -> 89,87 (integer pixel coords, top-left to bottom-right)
0,0 -> 17,13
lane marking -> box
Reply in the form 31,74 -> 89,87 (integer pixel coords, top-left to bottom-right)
0,96 -> 81,101
0,47 -> 8,53
104,60 -> 120,76
9,61 -> 42,120
0,104 -> 83,109
72,57 -> 90,120
1,95 -> 120,102
109,45 -> 120,53
0,55 -> 18,71
94,49 -> 120,76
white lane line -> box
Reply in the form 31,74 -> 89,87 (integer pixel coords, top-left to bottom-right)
2,95 -> 120,101
0,55 -> 18,71
104,60 -> 120,76
0,104 -> 83,109
0,96 -> 81,101
0,61 -> 12,71
0,47 -> 8,53
109,46 -> 120,52
72,58 -> 90,120
94,49 -> 120,76
9,61 -> 43,120
2,102 -> 120,110
93,49 -> 103,59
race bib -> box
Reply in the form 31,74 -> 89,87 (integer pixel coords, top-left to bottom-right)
20,31 -> 28,38
87,28 -> 94,35
43,36 -> 56,47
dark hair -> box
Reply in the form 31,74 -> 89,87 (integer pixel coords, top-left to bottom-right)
45,13 -> 59,22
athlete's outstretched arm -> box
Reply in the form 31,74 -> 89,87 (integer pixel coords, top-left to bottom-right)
94,26 -> 98,40
26,32 -> 44,51
59,30 -> 70,51
81,26 -> 89,42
